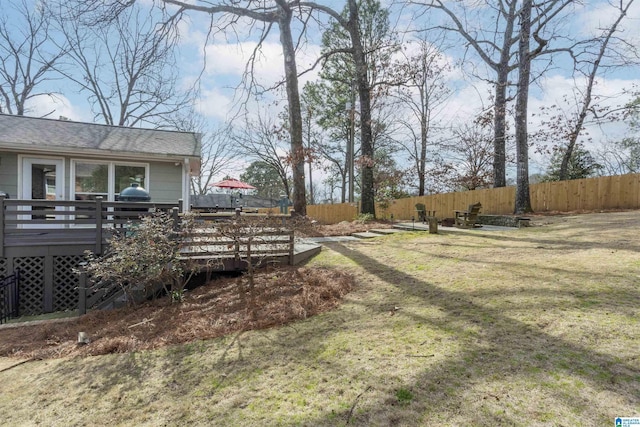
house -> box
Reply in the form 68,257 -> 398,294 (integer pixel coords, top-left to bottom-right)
0,114 -> 202,318
0,114 -> 201,208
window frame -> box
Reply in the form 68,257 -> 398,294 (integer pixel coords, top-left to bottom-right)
71,159 -> 149,202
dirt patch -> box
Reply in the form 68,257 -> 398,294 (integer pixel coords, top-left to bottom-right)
0,266 -> 353,360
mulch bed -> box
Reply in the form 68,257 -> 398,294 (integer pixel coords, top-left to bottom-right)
0,266 -> 353,360
297,219 -> 395,237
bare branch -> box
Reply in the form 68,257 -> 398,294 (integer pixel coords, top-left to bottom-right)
0,0 -> 68,116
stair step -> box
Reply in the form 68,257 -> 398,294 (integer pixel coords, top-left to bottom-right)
351,231 -> 382,239
368,228 -> 405,235
393,224 -> 429,231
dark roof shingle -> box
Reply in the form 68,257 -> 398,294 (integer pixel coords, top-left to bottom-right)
0,114 -> 200,158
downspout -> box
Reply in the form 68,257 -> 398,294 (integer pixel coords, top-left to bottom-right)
183,158 -> 190,212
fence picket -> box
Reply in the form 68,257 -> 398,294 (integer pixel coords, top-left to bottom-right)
297,173 -> 640,224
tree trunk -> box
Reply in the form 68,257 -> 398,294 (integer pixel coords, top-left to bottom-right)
514,0 -> 533,214
308,158 -> 314,205
277,0 -> 306,216
348,0 -> 375,217
492,1 -> 517,188
419,95 -> 427,195
305,111 -> 315,205
493,66 -> 508,188
341,169 -> 347,203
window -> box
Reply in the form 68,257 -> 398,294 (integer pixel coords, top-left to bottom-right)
74,162 -> 108,200
115,165 -> 146,196
71,160 -> 148,201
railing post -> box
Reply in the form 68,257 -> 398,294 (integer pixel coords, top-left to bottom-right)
288,230 -> 294,265
172,207 -> 180,231
234,238 -> 240,270
78,271 -> 87,315
95,197 -> 103,254
0,195 -> 5,258
14,269 -> 20,318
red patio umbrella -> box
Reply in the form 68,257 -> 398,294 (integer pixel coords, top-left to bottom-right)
210,178 -> 256,190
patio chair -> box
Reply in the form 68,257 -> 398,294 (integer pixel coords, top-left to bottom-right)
454,202 -> 482,229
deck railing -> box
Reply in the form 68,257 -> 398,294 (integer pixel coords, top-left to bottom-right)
1,196 -> 296,315
0,195 -> 295,258
0,196 -> 181,257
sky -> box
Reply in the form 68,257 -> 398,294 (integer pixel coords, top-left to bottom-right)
5,0 -> 640,185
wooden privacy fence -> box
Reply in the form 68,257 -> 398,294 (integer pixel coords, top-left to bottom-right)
298,173 -> 640,224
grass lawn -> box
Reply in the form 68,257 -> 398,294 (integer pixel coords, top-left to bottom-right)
0,211 -> 638,426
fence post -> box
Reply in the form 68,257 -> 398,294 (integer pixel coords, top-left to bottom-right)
95,197 -> 103,254
0,194 -> 4,258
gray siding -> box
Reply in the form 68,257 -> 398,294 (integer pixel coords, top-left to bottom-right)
149,161 -> 183,202
0,151 -> 184,203
0,151 -> 18,198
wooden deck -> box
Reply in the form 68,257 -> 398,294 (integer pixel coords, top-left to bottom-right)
0,197 -> 319,316
0,197 -> 300,262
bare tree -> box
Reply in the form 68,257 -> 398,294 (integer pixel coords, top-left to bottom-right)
390,36 -> 452,195
597,138 -> 640,175
439,116 -> 495,191
301,103 -> 323,205
557,0 -> 637,180
163,108 -> 240,196
596,93 -> 640,175
301,0 -> 385,216
0,0 -> 67,116
192,128 -> 241,196
130,0 -> 310,213
234,113 -> 292,199
409,0 -> 574,188
53,3 -> 191,128
141,0 -> 307,214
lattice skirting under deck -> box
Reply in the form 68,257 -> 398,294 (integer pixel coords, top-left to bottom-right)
13,257 -> 45,315
2,255 -> 85,316
53,255 -> 84,312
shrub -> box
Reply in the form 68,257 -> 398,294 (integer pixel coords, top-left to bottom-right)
355,213 -> 375,224
81,212 -> 194,304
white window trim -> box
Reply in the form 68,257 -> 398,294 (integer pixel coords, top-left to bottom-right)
71,159 -> 149,202
17,154 -> 66,200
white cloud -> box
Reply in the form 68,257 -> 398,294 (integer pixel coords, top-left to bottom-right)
194,88 -> 236,122
438,80 -> 494,126
575,0 -> 640,40
203,41 -> 321,87
25,94 -> 85,122
177,16 -> 209,48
